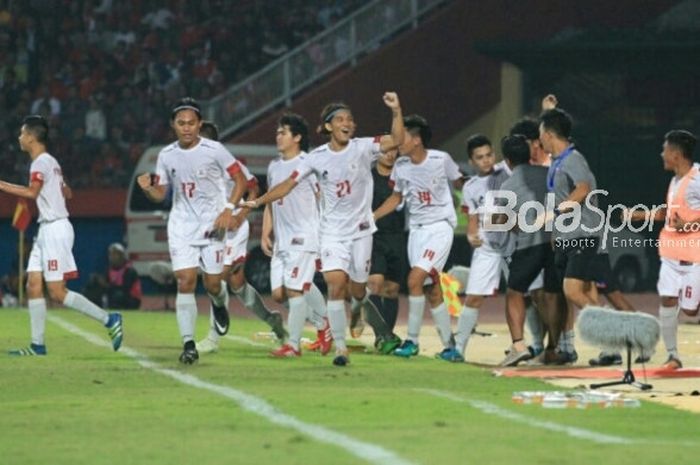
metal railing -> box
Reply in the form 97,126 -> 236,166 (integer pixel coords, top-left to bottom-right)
202,0 -> 448,137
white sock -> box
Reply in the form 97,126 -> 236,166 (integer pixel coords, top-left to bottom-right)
525,303 -> 544,350
176,293 -> 198,343
327,299 -> 347,351
207,280 -> 228,307
287,296 -> 307,351
454,306 -> 478,354
28,298 -> 47,346
659,304 -> 680,357
557,329 -> 575,353
206,308 -> 221,343
407,295 -> 425,343
63,290 -> 109,324
305,283 -> 327,329
235,282 -> 272,321
430,303 -> 453,348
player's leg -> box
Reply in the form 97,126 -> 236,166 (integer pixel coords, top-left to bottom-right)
501,245 -> 548,366
9,233 -> 48,355
170,241 -> 208,364
321,240 -> 352,365
44,221 -> 122,351
455,247 -> 501,359
271,251 -> 321,357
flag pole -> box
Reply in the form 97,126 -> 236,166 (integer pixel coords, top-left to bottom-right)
18,230 -> 25,306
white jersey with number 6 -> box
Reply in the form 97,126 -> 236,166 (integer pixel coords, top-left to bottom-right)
155,137 -> 240,245
292,137 -> 380,241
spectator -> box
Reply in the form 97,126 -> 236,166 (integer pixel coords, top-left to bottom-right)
84,243 -> 142,310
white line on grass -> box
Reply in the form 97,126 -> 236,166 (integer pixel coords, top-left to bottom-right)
47,315 -> 417,465
417,388 -> 632,445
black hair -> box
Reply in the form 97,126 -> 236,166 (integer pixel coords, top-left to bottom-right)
279,113 -> 310,152
466,134 -> 491,159
317,102 -> 351,135
539,108 -> 572,140
200,120 -> 219,140
665,129 -> 697,160
22,115 -> 49,145
509,118 -> 539,141
170,97 -> 202,121
403,114 -> 432,147
501,134 -> 530,166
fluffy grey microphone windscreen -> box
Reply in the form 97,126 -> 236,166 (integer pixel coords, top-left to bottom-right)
577,306 -> 660,352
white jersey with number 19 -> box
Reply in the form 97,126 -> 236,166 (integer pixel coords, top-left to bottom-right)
292,137 -> 380,241
155,137 -> 240,245
30,152 -> 70,223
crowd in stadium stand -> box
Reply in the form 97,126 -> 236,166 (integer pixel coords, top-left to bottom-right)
0,0 -> 366,188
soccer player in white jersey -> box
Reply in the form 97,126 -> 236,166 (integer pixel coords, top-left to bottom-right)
260,113 -> 332,357
373,115 -> 464,360
2,115 -> 123,356
194,121 -> 288,354
454,134 -> 513,360
241,92 -> 404,366
623,130 -> 700,369
137,98 -> 247,364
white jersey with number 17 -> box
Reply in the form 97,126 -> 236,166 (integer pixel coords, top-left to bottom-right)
155,137 -> 240,245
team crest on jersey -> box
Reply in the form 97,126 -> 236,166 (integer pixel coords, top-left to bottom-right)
291,237 -> 304,245
170,168 -> 176,177
349,163 -> 358,171
321,170 -> 328,179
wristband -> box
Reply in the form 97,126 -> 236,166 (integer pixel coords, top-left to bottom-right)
224,202 -> 235,210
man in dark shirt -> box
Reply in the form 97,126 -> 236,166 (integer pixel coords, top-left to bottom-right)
366,148 -> 408,338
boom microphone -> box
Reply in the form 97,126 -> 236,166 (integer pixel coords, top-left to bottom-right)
577,306 -> 660,353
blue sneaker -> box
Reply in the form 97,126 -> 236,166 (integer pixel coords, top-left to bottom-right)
9,343 -> 47,356
394,340 -> 419,358
105,313 -> 123,351
436,347 -> 464,363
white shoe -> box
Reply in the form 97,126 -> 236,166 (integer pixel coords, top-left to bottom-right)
196,337 -> 219,354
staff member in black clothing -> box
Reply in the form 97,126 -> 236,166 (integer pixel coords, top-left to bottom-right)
365,147 -> 408,340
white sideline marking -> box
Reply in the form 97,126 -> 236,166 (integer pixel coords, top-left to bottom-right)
417,388 -> 632,445
47,315 -> 416,465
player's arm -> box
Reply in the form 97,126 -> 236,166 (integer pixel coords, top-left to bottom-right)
231,176 -> 260,228
137,173 -> 167,202
467,213 -> 482,247
621,206 -> 666,223
217,168 -> 247,231
557,181 -> 591,212
378,92 -> 404,153
241,177 -> 297,209
373,191 -> 403,222
0,179 -> 42,200
261,203 -> 274,257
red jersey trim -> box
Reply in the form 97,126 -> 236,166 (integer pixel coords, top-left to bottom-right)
227,162 -> 241,177
64,271 -> 79,281
30,172 -> 44,184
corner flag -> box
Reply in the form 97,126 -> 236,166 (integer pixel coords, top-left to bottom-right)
12,199 -> 31,232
